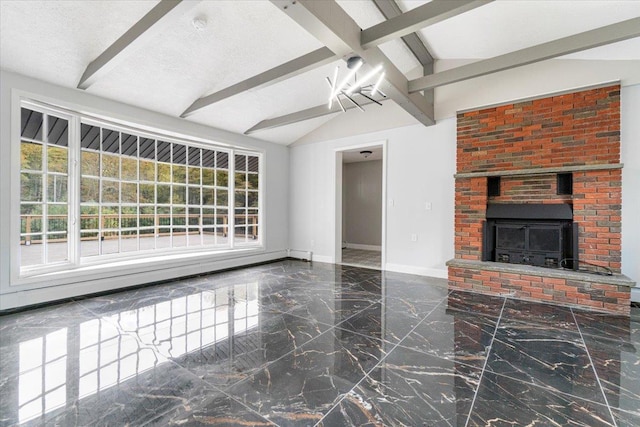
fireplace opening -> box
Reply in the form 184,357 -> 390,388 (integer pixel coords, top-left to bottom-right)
482,204 -> 578,270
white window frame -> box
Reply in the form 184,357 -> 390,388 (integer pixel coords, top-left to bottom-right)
11,96 -> 264,285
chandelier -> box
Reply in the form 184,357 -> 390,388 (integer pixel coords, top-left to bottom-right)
326,56 -> 386,112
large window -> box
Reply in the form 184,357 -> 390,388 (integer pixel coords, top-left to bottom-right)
18,103 -> 262,276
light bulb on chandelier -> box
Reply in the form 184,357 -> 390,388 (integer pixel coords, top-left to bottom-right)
326,56 -> 386,112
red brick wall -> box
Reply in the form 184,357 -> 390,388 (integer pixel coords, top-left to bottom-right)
456,86 -> 620,173
573,169 -> 622,271
489,174 -> 572,203
450,85 -> 626,313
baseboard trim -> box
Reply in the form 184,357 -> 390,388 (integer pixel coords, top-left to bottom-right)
385,263 -> 448,279
0,250 -> 288,311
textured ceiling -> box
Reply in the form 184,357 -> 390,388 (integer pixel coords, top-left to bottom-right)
1,0 -> 639,146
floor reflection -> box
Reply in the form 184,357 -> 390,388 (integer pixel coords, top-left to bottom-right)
0,260 -> 638,426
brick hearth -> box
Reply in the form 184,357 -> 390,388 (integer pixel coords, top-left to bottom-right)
449,83 -> 635,315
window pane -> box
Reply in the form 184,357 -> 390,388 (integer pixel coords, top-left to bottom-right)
172,207 -> 186,226
21,108 -> 43,140
101,231 -> 119,255
140,184 -> 154,204
48,116 -> 69,147
121,133 -> 137,156
140,160 -> 155,181
21,173 -> 42,202
216,189 -> 228,206
81,124 -> 100,150
122,207 -> 137,229
121,158 -> 137,181
81,178 -> 99,203
21,141 -> 43,171
157,184 -> 170,204
102,129 -> 119,153
101,181 -> 119,203
157,163 -> 171,182
172,185 -> 185,205
102,206 -> 119,229
47,233 -> 69,263
121,183 -> 137,204
80,207 -> 99,230
188,187 -> 200,205
20,238 -> 43,267
81,232 -> 100,257
188,207 -> 200,226
188,148 -> 200,166
248,156 -> 259,173
21,214 -> 42,234
48,213 -> 67,232
235,172 -> 246,189
234,191 -> 246,208
48,146 -> 67,173
140,206 -> 155,227
172,165 -> 186,184
248,173 -> 259,190
139,138 -> 155,160
202,188 -> 215,206
202,150 -> 215,168
216,152 -> 229,169
202,168 -> 214,186
216,170 -> 228,187
188,167 -> 201,185
47,175 -> 67,203
235,155 -> 247,172
101,154 -> 119,179
248,191 -> 258,208
172,144 -> 186,165
121,230 -> 138,253
82,151 -> 99,176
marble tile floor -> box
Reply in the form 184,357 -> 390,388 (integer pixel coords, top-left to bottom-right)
341,248 -> 381,269
0,259 -> 638,426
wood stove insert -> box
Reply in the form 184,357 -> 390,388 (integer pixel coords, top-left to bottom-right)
482,204 -> 578,270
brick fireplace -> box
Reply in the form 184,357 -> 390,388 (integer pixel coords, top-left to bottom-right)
447,83 -> 635,315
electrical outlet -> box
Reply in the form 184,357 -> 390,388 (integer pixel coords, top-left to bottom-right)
411,234 -> 418,242
425,202 -> 432,210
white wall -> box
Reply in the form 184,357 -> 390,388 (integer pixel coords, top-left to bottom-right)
621,84 -> 640,302
290,120 -> 456,278
343,160 -> 383,247
0,71 -> 289,310
291,82 -> 640,300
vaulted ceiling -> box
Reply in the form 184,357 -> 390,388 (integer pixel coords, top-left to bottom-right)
1,0 -> 639,145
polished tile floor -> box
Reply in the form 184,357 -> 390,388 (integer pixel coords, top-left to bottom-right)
341,248 -> 381,269
0,260 -> 638,426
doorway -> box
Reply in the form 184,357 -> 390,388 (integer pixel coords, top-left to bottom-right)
335,143 -> 386,269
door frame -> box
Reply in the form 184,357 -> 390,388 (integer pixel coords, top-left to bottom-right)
333,140 -> 387,268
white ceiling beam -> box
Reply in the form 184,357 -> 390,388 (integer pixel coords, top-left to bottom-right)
361,0 -> 493,50
181,47 -> 335,117
371,0 -> 433,65
78,0 -> 199,90
409,17 -> 640,92
269,0 -> 435,126
245,99 -> 382,135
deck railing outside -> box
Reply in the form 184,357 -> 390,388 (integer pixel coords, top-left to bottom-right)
21,213 -> 258,244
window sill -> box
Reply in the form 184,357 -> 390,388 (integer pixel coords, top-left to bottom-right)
12,246 -> 265,289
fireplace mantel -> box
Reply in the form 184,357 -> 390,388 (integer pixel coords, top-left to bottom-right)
454,163 -> 623,179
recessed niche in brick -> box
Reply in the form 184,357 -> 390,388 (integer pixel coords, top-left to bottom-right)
557,173 -> 573,195
487,176 -> 500,197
